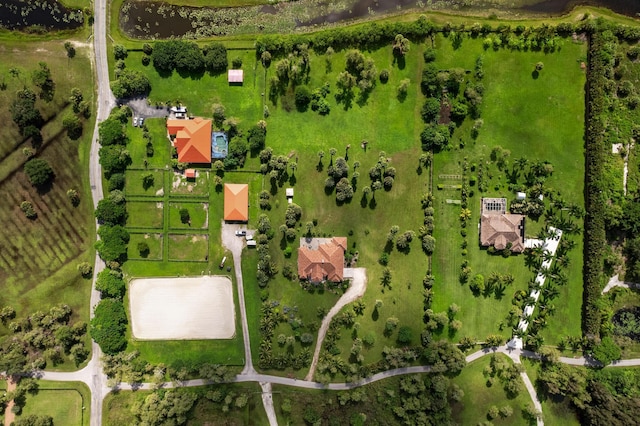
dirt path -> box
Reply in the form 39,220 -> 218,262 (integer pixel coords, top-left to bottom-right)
4,377 -> 17,426
305,268 -> 367,381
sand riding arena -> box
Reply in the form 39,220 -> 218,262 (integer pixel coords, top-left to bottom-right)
129,276 -> 235,340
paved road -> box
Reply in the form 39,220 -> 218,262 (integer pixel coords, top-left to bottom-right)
86,0 -> 116,422
221,222 -> 255,375
305,268 -> 367,381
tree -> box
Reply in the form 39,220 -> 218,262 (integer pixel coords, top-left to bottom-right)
95,225 -> 129,263
99,117 -> 127,146
179,208 -> 190,224
535,61 -> 544,71
336,178 -> 354,202
295,85 -> 311,111
592,336 -> 621,365
63,114 -> 82,140
77,262 -> 92,278
114,44 -> 128,60
392,34 -> 410,57
111,69 -> 151,98
90,298 -> 127,354
203,42 -> 228,73
10,88 -> 43,133
20,201 -> 37,219
96,269 -> 126,299
422,235 -> 436,254
24,158 -> 54,187
64,41 -> 76,58
397,326 -> 413,344
99,145 -> 131,178
421,124 -> 450,152
141,173 -> 154,190
261,51 -> 272,68
95,199 -> 127,225
31,62 -> 55,102
384,317 -> 399,335
422,340 -> 466,375
247,124 -> 267,151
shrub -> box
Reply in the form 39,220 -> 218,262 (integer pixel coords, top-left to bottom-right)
137,241 -> 150,257
294,85 -> 311,111
379,69 -> 389,83
397,326 -> 413,344
20,201 -> 37,219
203,42 -> 228,73
77,262 -> 93,278
67,189 -> 80,206
24,158 -> 54,187
108,173 -> 125,191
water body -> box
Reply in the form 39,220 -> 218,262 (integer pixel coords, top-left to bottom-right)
0,0 -> 84,31
119,0 -> 640,39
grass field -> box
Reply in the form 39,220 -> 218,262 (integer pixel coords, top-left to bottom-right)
0,37 -> 95,344
14,381 -> 90,426
128,233 -> 163,260
451,355 -> 531,425
124,170 -> 165,196
126,201 -> 164,228
168,202 -> 209,229
167,234 -> 209,261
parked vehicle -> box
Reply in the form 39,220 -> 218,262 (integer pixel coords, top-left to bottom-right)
235,230 -> 246,236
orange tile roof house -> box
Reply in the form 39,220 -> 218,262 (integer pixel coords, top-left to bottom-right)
167,117 -> 212,164
479,198 -> 525,253
224,183 -> 249,222
298,237 -> 347,283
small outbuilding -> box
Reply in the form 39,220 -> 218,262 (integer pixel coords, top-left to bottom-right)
516,192 -> 526,200
286,188 -> 294,204
228,69 -> 244,84
185,169 -> 196,179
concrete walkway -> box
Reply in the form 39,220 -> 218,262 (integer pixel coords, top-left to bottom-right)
305,268 -> 367,381
221,222 -> 255,375
259,382 -> 278,426
602,274 -> 640,294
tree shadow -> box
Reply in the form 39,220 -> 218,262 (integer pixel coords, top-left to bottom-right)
371,308 -> 379,321
360,193 -> 368,208
369,197 -> 377,209
289,174 -> 297,186
316,160 -> 324,172
531,70 -> 539,79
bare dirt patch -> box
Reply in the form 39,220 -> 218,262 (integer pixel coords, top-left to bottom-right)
129,276 -> 235,340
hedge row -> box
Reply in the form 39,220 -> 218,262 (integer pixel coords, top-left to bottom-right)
582,30 -> 612,337
255,16 -> 640,57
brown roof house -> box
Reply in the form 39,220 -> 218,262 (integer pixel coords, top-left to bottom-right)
298,237 -> 347,283
224,183 -> 249,222
479,198 -> 525,253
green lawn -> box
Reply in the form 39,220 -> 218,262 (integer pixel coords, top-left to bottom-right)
126,201 -> 164,229
451,355 -> 532,425
16,381 -> 90,426
169,202 -> 209,229
124,170 -> 165,196
126,119 -> 172,170
123,49 -> 264,120
167,234 -> 209,261
128,233 -> 163,260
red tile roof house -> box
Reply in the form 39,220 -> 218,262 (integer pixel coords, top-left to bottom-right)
479,197 -> 525,253
167,117 -> 212,164
224,183 -> 249,222
298,237 -> 347,283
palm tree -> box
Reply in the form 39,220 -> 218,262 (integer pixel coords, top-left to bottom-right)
317,150 -> 325,163
329,148 -> 337,163
289,161 -> 297,176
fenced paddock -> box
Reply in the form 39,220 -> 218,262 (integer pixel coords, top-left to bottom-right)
129,276 -> 235,340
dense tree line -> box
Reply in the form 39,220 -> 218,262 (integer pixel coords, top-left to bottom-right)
90,298 -> 128,355
582,29 -> 613,337
151,40 -> 228,75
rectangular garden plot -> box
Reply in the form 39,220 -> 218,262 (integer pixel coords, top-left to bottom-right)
126,201 -> 164,229
125,170 -> 165,196
170,170 -> 209,196
128,233 -> 163,260
169,202 -> 209,229
168,234 -> 209,262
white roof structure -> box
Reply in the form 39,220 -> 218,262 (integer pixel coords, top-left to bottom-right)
516,192 -> 526,200
228,69 -> 244,83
